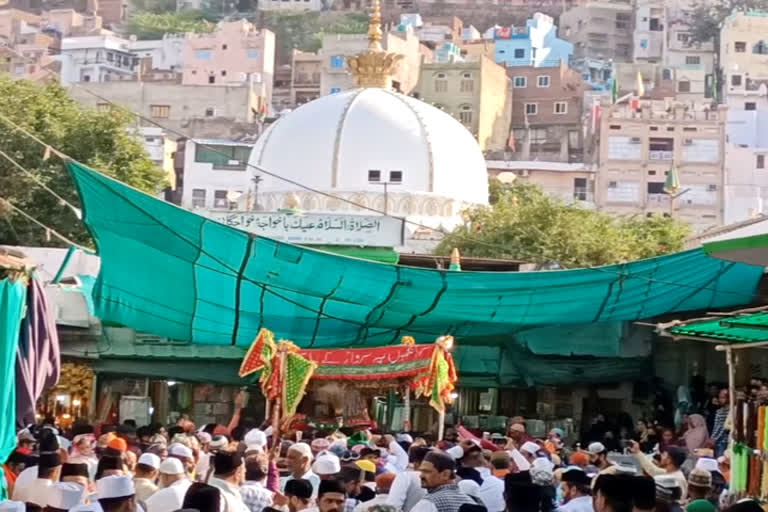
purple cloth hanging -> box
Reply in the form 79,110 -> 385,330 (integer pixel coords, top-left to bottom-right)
16,277 -> 60,428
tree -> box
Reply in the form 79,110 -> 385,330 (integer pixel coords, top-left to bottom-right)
435,180 -> 691,268
124,11 -> 215,39
0,77 -> 166,247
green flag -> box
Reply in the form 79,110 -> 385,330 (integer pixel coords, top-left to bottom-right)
664,167 -> 680,195
612,77 -> 618,104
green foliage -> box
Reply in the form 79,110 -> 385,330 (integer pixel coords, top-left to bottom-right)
689,0 -> 768,44
435,180 -> 691,268
124,11 -> 215,40
0,77 -> 165,247
261,11 -> 367,57
129,0 -> 177,14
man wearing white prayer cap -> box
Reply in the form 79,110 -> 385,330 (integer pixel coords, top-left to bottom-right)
280,443 -> 320,498
47,481 -> 87,512
312,450 -> 341,478
134,453 -> 161,505
244,429 -> 267,453
97,475 -> 136,512
695,457 -> 720,473
145,458 -> 191,512
520,441 -> 541,463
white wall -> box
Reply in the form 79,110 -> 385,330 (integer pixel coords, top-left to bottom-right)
180,140 -> 255,210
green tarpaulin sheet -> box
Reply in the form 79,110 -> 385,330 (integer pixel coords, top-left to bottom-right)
69,161 -> 765,349
0,278 -> 24,498
669,312 -> 768,344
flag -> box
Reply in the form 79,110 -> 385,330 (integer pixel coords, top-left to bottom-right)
611,78 -> 618,104
590,99 -> 601,134
238,328 -> 276,378
636,71 -> 645,97
664,167 -> 681,195
508,131 -> 516,152
282,351 -> 317,418
259,103 -> 268,122
495,26 -> 511,39
413,336 -> 458,413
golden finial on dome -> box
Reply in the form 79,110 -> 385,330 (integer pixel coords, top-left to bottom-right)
346,0 -> 403,89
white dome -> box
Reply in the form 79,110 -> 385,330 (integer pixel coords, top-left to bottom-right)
250,88 -> 489,206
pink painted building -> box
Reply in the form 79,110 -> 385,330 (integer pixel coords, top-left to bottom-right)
182,20 -> 275,111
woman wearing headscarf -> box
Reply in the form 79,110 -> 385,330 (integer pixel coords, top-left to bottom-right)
683,414 -> 710,453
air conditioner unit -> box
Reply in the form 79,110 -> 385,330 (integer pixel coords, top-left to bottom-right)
683,138 -> 693,145
630,137 -> 642,144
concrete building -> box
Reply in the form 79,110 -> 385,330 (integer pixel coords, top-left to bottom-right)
129,34 -> 186,72
487,160 -> 595,205
493,13 -> 572,68
272,63 -> 292,112
560,0 -> 633,63
720,11 -> 768,111
596,100 -> 728,231
416,55 -> 511,152
632,0 -> 664,63
571,57 -> 613,91
67,81 -> 263,139
257,0 -> 325,12
458,39 -> 494,60
181,20 -> 275,109
42,8 -> 103,37
138,126 -> 177,188
662,13 -> 715,102
0,8 -> 41,41
179,138 -> 254,211
507,62 -> 588,162
723,110 -> 768,224
58,34 -> 137,83
320,28 -> 421,94
291,50 -> 321,106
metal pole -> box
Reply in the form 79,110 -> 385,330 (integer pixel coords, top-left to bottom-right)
403,387 -> 411,432
438,410 -> 445,442
384,182 -> 388,215
726,347 -> 735,447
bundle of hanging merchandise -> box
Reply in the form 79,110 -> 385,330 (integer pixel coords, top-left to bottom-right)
731,400 -> 768,499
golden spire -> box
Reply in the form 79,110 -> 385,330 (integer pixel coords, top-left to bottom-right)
346,0 -> 403,89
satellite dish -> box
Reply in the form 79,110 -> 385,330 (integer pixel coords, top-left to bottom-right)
226,191 -> 243,202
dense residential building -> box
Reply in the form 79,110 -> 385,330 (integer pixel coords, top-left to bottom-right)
720,11 -> 768,111
458,39 -> 494,60
507,62 -> 588,162
487,160 -> 595,206
723,110 -> 768,224
662,12 -> 715,102
272,63 -> 292,112
290,50 -> 321,106
257,0 -> 325,12
596,100 -> 728,231
493,13 -> 572,68
560,0 -> 633,63
67,81 -> 264,139
58,34 -> 138,83
181,20 -> 275,108
129,34 -> 186,72
320,28 -> 421,94
138,126 -> 178,189
42,8 -> 103,37
416,55 -> 511,152
632,0 -> 664,63
179,138 -> 255,211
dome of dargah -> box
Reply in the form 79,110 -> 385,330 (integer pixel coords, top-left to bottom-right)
248,0 -> 488,214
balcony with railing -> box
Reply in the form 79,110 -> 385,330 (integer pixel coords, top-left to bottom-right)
646,193 -> 671,207
649,150 -> 673,160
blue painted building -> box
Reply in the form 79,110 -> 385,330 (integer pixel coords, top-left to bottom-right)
493,13 -> 573,68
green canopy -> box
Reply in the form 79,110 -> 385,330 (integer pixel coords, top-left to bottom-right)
668,312 -> 768,344
68,161 -> 765,349
703,232 -> 768,267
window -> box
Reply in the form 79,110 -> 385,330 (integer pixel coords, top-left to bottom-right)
459,105 -> 473,125
389,170 -> 403,183
222,44 -> 228,50
574,177 -> 588,200
208,75 -> 215,84
513,48 -> 525,58
247,49 -> 260,59
568,130 -> 580,148
460,78 -> 474,92
676,32 -> 690,43
221,70 -> 227,76
194,144 -> 251,169
435,73 -> 448,92
213,190 -> 228,209
554,101 -> 567,114
746,102 -> 757,111
192,189 -> 206,208
649,17 -> 661,31
662,68 -> 673,80
537,75 -> 550,87
678,80 -> 691,93
732,74 -> 743,86
758,155 -> 765,169
707,184 -> 718,192
513,76 -> 527,88
330,87 -> 341,94
685,55 -> 700,65
735,41 -> 747,52
205,107 -> 215,117
647,182 -> 665,194
97,103 -> 110,112
368,170 -> 381,182
330,55 -> 344,68
525,103 -> 538,115
150,105 -> 170,118
754,41 -> 768,54
195,50 -> 212,60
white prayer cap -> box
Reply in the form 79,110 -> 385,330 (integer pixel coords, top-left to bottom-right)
244,429 -> 267,449
587,442 -> 606,455
138,453 -> 161,470
0,502 -> 25,512
210,435 -> 229,450
531,457 -> 554,473
458,479 -> 480,498
520,441 -> 540,456
159,457 -> 185,475
97,475 -> 135,500
696,457 -> 720,473
288,442 -> 313,460
168,442 -> 193,459
197,432 -> 212,444
48,482 -> 86,509
396,433 -> 413,444
312,450 -> 341,475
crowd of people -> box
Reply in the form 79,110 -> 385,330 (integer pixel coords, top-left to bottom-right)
0,407 -> 761,512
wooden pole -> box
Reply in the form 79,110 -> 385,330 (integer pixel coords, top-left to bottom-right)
438,410 -> 445,442
403,387 -> 411,432
726,347 -> 735,448
271,351 -> 287,450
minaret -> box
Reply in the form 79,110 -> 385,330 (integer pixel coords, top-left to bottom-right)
346,0 -> 403,89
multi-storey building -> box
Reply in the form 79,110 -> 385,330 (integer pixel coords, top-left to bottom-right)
129,34 -> 186,72
596,100 -> 728,231
58,34 -> 137,83
416,55 -> 511,152
723,110 -> 768,224
507,62 -> 588,162
290,50 -> 321,106
320,28 -> 421,95
487,160 -> 596,206
560,0 -> 633,63
182,20 -> 275,109
493,13 -> 572,68
632,0 -> 664,63
720,11 -> 768,111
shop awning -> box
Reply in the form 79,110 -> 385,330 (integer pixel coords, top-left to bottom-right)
668,310 -> 768,344
703,233 -> 768,267
68,161 -> 765,349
